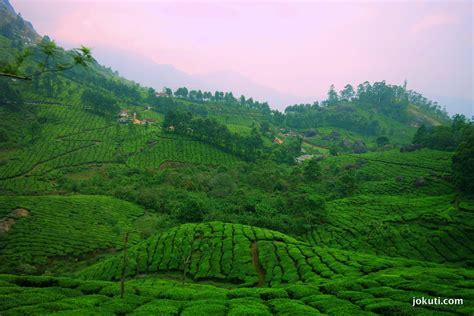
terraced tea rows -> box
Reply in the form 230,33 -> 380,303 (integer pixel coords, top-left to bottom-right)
0,195 -> 145,273
55,223 -> 474,315
305,195 -> 474,266
322,149 -> 454,196
0,105 -> 240,194
1,272 -> 472,315
127,135 -> 239,169
79,223 -> 472,291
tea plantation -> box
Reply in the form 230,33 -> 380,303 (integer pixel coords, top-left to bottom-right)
306,194 -> 474,266
1,5 -> 473,314
1,223 -> 473,315
0,104 -> 240,195
0,195 -> 145,274
72,222 -> 474,315
320,149 -> 454,196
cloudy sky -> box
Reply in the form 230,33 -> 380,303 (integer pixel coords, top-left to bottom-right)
11,0 -> 473,114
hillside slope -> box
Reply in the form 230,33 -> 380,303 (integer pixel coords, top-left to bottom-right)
74,222 -> 474,315
0,195 -> 145,274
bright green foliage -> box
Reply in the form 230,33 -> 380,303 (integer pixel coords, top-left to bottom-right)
321,148 -> 454,196
0,195 -> 144,274
78,221 -> 474,314
305,195 -> 474,266
1,6 -> 473,316
0,104 -> 239,194
1,243 -> 473,315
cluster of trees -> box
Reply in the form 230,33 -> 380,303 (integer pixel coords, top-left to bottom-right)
413,115 -> 471,151
163,110 -> 264,161
318,81 -> 412,123
164,87 -> 271,114
284,102 -> 382,136
59,158 -> 363,235
80,90 -> 119,117
406,89 -> 449,121
412,115 -> 473,194
452,127 -> 474,194
283,81 -> 450,138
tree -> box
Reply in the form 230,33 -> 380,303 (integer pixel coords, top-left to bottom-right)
304,158 -> 322,181
413,124 -> 428,145
376,136 -> 389,147
146,87 -> 156,103
175,87 -> 188,98
260,121 -> 270,134
80,90 -> 118,116
240,95 -> 246,105
0,39 -> 93,80
164,87 -> 173,97
338,171 -> 358,196
327,84 -> 339,105
452,128 -> 474,194
173,195 -> 208,223
209,173 -> 237,197
340,84 -> 355,101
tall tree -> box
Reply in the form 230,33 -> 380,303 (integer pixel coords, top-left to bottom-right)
327,84 -> 339,105
452,128 -> 474,194
340,84 -> 355,101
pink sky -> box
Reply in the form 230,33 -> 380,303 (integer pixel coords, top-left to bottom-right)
11,0 -> 473,111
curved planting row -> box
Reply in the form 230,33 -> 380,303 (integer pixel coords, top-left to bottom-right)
0,105 -> 240,195
305,195 -> 474,266
321,149 -> 453,196
79,222 -> 461,288
2,264 -> 474,315
0,195 -> 144,274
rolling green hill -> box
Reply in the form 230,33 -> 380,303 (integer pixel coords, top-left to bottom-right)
22,222 -> 474,315
1,1 -> 473,315
0,195 -> 146,274
305,195 -> 474,266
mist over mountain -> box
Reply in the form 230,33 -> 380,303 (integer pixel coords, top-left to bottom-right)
92,46 -> 314,111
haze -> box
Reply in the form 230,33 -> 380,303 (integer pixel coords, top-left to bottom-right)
12,0 -> 473,115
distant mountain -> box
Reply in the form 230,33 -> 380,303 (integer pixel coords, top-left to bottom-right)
92,46 -> 311,111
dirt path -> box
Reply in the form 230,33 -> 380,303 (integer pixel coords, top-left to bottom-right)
251,240 -> 265,287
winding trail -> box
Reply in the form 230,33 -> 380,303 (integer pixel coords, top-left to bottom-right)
251,240 -> 265,287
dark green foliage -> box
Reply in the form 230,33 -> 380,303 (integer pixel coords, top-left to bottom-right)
163,110 -> 264,161
452,127 -> 474,194
376,136 -> 389,146
80,89 -> 119,117
413,115 -> 471,151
